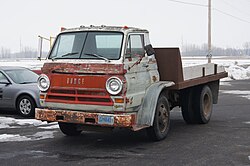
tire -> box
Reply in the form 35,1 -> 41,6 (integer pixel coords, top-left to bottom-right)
146,95 -> 170,141
181,89 -> 198,124
17,95 -> 36,117
194,86 -> 213,124
58,122 -> 82,136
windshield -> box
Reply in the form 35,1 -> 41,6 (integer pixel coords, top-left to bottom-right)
5,69 -> 39,84
49,31 -> 123,60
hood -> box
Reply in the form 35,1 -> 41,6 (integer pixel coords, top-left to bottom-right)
42,62 -> 125,75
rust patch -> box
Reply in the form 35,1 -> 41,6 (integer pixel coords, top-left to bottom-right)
114,115 -> 134,127
35,108 -> 136,128
152,76 -> 157,82
42,63 -> 125,75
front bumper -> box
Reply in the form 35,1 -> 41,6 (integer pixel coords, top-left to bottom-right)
35,108 -> 136,128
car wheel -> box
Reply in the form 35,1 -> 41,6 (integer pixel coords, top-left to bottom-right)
17,95 -> 35,117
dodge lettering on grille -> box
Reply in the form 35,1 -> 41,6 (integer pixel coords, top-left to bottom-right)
66,78 -> 84,85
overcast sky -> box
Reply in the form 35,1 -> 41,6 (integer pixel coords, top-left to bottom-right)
1,0 -> 250,53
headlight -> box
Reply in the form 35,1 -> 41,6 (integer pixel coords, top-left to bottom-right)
106,77 -> 123,95
38,74 -> 50,92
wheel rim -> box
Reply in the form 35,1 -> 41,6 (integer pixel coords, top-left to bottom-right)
203,93 -> 212,119
19,98 -> 32,115
158,103 -> 169,133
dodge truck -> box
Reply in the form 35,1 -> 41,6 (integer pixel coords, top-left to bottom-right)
35,25 -> 227,141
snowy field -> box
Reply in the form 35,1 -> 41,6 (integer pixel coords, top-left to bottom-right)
1,56 -> 250,80
182,56 -> 250,80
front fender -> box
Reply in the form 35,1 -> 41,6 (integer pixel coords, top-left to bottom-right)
136,81 -> 175,127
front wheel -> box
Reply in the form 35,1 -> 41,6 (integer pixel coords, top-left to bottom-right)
58,122 -> 82,136
146,95 -> 170,141
17,95 -> 36,117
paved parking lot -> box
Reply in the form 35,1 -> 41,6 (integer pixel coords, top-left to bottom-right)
0,80 -> 250,166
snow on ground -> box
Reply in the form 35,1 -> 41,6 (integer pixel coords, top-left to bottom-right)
38,124 -> 60,129
226,65 -> 250,80
1,56 -> 250,80
220,90 -> 250,100
0,134 -> 31,142
0,131 -> 58,142
0,116 -> 58,142
219,81 -> 232,86
0,117 -> 48,129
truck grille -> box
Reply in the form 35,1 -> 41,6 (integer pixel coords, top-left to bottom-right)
46,88 -> 113,106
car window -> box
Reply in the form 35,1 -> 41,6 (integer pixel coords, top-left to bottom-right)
0,72 -> 6,80
0,72 -> 8,83
5,69 -> 39,84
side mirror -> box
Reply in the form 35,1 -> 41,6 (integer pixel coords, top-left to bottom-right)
0,78 -> 10,85
144,44 -> 155,56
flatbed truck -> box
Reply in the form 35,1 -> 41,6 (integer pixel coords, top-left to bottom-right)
36,25 -> 227,141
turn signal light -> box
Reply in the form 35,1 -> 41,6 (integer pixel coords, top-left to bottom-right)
114,98 -> 124,103
40,94 -> 45,99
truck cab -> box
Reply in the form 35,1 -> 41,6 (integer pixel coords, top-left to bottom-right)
36,25 -> 227,141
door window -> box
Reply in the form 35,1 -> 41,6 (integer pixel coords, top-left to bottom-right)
126,34 -> 145,58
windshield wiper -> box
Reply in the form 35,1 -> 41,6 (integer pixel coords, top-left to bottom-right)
51,52 -> 79,60
61,52 -> 79,57
84,53 -> 110,62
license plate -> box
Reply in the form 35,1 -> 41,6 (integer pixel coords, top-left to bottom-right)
98,115 -> 114,125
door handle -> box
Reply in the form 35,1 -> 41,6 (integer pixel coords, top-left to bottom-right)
142,64 -> 149,68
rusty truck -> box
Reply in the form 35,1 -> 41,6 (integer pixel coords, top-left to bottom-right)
35,25 -> 227,141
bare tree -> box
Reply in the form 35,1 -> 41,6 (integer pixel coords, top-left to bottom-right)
0,47 -> 11,59
14,46 -> 37,59
243,42 -> 250,56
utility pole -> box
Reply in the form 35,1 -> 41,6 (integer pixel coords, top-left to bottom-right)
208,0 -> 212,63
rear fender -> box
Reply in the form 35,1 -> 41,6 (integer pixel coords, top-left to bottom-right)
136,81 -> 175,126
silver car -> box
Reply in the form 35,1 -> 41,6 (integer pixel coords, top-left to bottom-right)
0,66 -> 40,117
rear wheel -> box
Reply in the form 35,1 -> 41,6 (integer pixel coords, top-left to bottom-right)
181,86 -> 213,124
17,95 -> 35,117
58,122 -> 82,136
146,95 -> 170,141
194,86 -> 213,124
181,89 -> 197,124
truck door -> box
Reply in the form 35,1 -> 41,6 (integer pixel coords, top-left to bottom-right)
124,34 -> 153,109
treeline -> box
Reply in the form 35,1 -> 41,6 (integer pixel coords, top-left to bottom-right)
0,47 -> 38,59
181,42 -> 250,56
